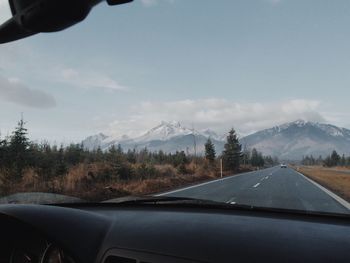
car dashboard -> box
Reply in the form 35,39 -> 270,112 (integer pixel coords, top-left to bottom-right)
0,203 -> 350,263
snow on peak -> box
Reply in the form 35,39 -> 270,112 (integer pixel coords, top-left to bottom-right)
161,120 -> 182,128
263,119 -> 350,138
278,119 -> 308,130
135,121 -> 194,142
82,121 -> 227,151
316,123 -> 347,137
82,133 -> 108,150
86,133 -> 108,141
293,119 -> 308,126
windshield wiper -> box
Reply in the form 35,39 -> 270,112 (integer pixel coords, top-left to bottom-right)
51,195 -> 254,211
101,196 -> 269,212
51,195 -> 350,219
103,195 -> 222,205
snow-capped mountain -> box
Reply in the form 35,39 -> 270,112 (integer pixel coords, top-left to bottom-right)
82,121 -> 224,153
134,121 -> 194,142
81,133 -> 108,151
82,119 -> 350,159
276,119 -> 350,137
241,120 -> 350,160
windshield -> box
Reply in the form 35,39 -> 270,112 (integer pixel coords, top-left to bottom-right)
0,0 -> 350,215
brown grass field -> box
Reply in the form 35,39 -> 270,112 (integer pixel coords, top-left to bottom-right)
296,166 -> 350,202
1,162 -> 254,201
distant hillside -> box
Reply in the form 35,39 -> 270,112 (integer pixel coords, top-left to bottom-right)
241,120 -> 350,160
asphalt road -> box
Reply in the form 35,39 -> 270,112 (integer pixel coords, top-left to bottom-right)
158,166 -> 350,214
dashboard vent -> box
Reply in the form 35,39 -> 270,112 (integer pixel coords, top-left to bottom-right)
105,256 -> 137,263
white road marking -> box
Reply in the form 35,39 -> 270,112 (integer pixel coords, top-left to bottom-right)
296,171 -> 350,210
253,183 -> 260,188
156,166 -> 279,196
155,168 -> 275,196
230,201 -> 236,204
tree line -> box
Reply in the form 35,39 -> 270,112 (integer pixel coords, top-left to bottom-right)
204,129 -> 278,170
0,120 -> 278,188
301,150 -> 350,167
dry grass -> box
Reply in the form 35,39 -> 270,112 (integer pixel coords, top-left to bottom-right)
1,162 -> 254,201
122,173 -> 215,195
297,166 -> 350,202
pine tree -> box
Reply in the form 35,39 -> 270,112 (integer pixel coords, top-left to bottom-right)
222,128 -> 242,171
95,146 -> 103,162
251,148 -> 265,167
126,149 -> 137,164
0,134 -> 9,168
9,118 -> 30,180
55,145 -> 67,176
257,152 -> 265,167
157,150 -> 166,164
205,138 -> 216,163
324,150 -> 341,167
330,150 -> 340,166
251,148 -> 259,167
65,143 -> 83,166
117,144 -> 123,154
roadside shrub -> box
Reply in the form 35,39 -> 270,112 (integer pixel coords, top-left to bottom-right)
154,164 -> 177,177
135,163 -> 158,180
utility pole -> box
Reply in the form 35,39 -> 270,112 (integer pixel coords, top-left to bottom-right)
192,123 -> 197,170
243,143 -> 247,167
220,158 -> 223,178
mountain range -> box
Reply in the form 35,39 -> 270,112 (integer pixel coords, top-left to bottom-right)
82,121 -> 224,155
240,120 -> 350,160
82,120 -> 350,160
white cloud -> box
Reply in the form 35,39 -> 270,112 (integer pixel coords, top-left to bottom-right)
60,68 -> 128,91
0,75 -> 56,108
106,98 -> 325,137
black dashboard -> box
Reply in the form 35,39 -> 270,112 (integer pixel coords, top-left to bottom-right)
0,203 -> 350,263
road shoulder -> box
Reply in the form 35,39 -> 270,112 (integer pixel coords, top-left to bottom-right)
294,169 -> 350,210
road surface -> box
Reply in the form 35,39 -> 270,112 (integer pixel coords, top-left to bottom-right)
158,167 -> 350,214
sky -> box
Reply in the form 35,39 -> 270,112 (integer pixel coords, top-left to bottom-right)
1,0 -> 350,143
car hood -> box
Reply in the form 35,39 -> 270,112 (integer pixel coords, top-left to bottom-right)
0,192 -> 84,204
